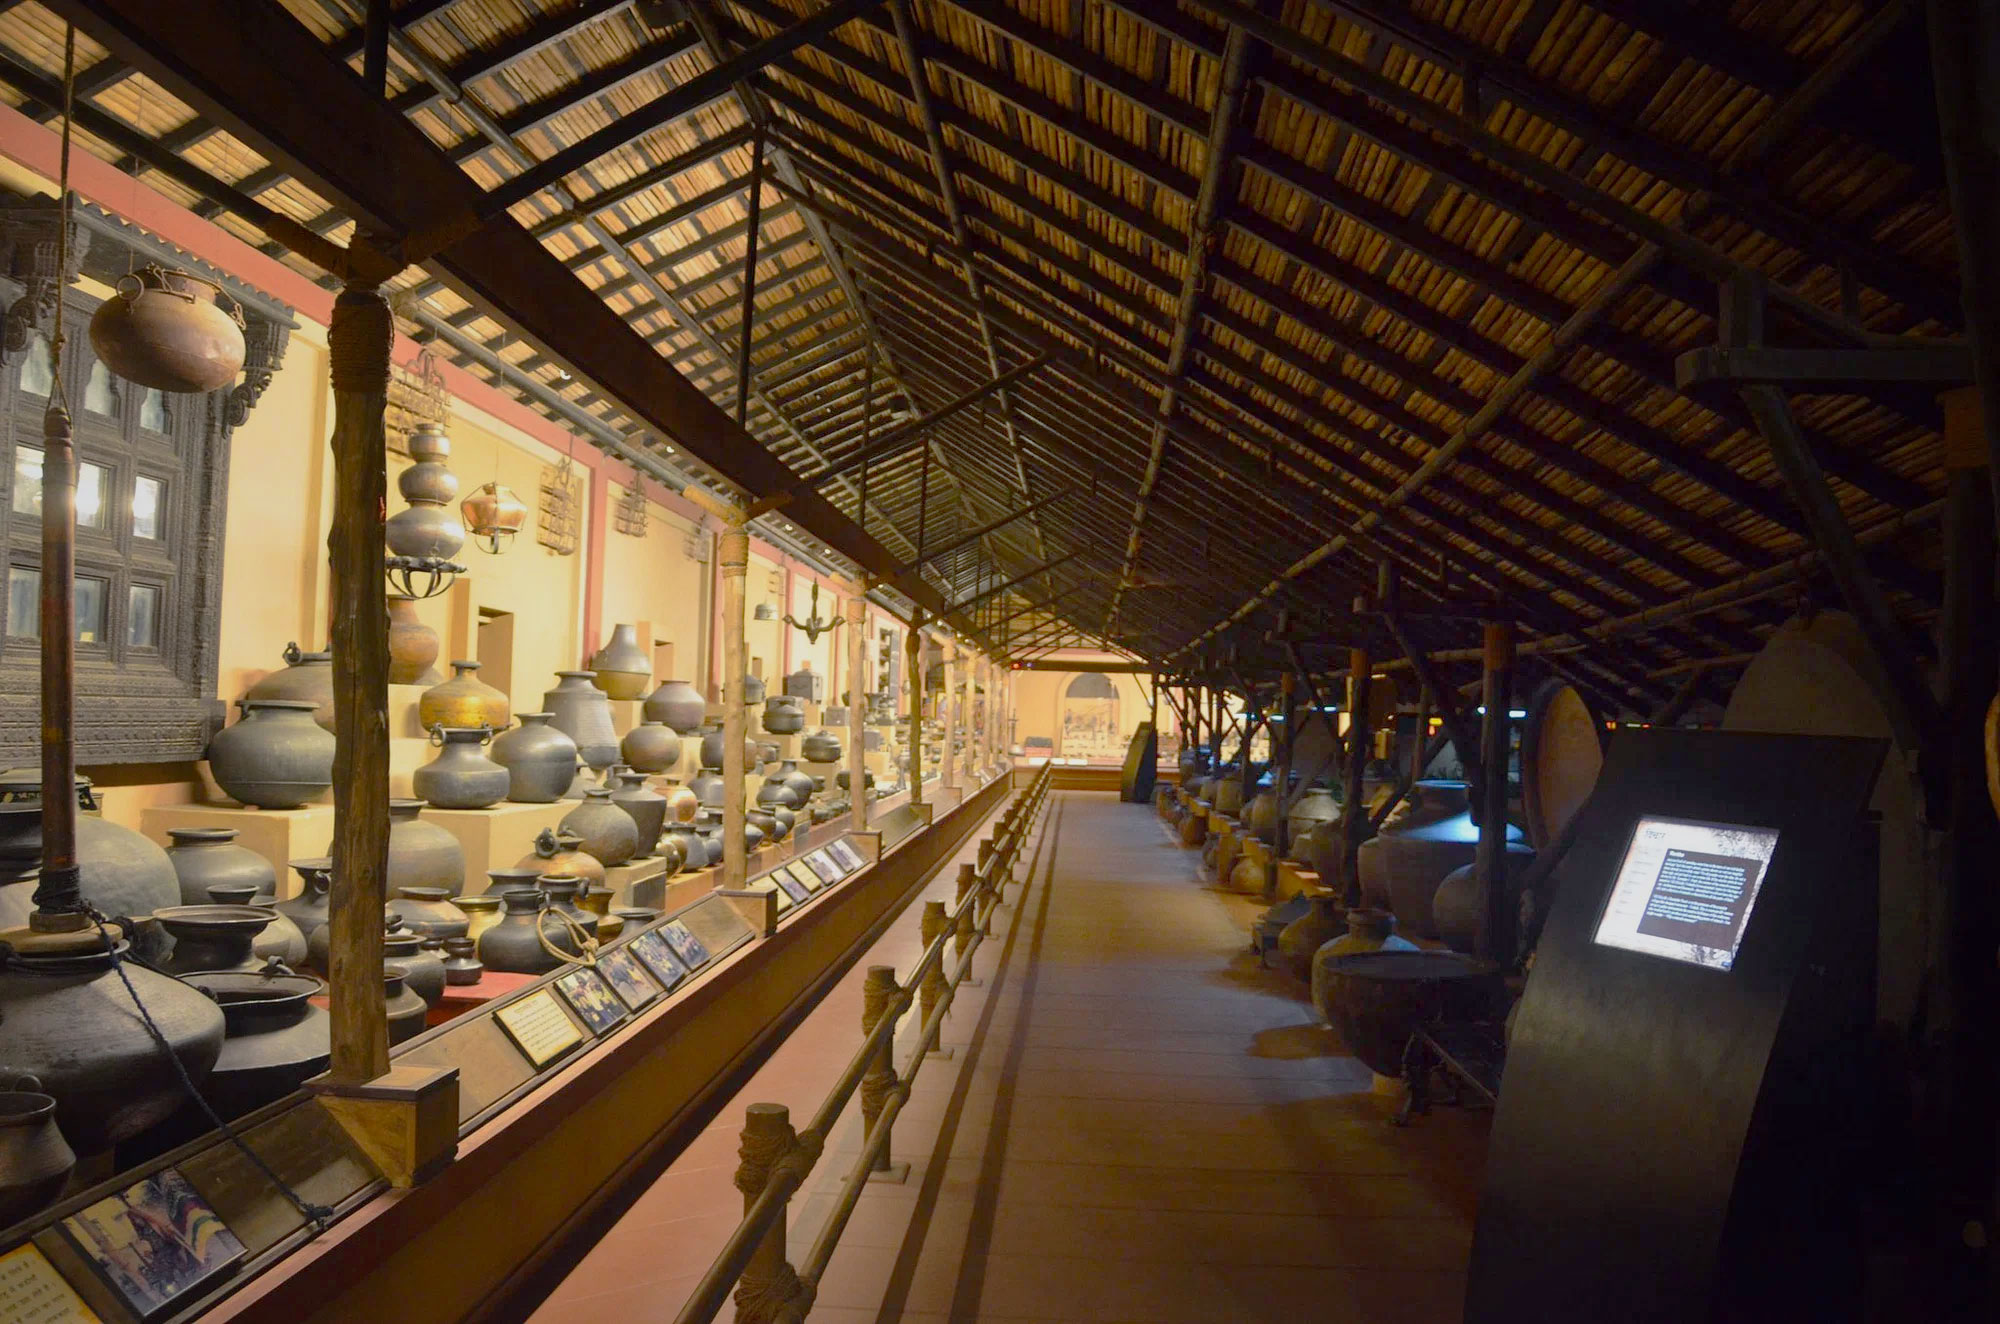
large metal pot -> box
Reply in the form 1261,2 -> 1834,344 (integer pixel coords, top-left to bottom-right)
490,712 -> 579,803
544,670 -> 620,769
589,623 -> 652,701
609,769 -> 668,858
87,263 -> 245,392
165,826 -> 275,907
412,726 -> 509,810
388,799 -> 467,896
186,969 -> 331,1120
560,789 -> 639,867
762,696 -> 805,734
242,642 -> 335,732
802,729 -> 843,764
419,660 -> 510,732
643,678 -> 707,734
621,721 -> 682,774
206,699 -> 335,809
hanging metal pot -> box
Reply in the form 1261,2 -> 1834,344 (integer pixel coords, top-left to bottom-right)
88,264 -> 246,393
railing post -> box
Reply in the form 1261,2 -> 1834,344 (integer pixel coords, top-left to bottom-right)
954,864 -> 978,985
919,900 -> 948,1030
733,1104 -> 801,1324
860,965 -> 906,1180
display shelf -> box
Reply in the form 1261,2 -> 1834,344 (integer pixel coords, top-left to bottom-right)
429,970 -> 538,1025
1274,859 -> 1321,902
141,803 -> 337,898
602,854 -> 667,908
427,801 -> 573,896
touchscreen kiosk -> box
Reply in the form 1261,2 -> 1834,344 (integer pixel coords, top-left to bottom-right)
1465,728 -> 1884,1324
1592,817 -> 1778,969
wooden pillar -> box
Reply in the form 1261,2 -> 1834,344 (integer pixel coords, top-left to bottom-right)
907,615 -> 925,807
326,286 -> 393,1083
1274,671 -> 1295,859
961,647 -> 975,782
848,586 -> 868,830
31,396 -> 81,928
940,639 -> 957,789
1475,620 -> 1516,965
733,1103 -> 793,1323
719,515 -> 749,890
1340,648 -> 1372,908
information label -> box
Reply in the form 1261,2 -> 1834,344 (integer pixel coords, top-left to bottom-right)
1593,815 -> 1780,970
494,987 -> 585,1067
0,1244 -> 98,1324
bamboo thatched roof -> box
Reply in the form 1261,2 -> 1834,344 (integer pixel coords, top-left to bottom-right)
0,0 -> 1964,712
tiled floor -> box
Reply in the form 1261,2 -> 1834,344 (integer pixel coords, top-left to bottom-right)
528,791 -> 1487,1323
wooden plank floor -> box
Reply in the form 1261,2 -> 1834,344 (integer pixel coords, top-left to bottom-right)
527,791 -> 1487,1323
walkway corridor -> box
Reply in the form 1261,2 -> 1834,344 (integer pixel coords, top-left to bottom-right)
529,790 -> 1486,1323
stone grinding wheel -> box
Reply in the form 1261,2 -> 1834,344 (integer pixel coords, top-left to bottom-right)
1517,680 -> 1607,851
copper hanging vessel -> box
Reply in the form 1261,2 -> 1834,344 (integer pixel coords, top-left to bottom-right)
88,263 -> 246,393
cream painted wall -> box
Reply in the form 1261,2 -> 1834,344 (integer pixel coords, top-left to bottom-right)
597,485 -> 708,691
744,551 -> 784,692
1008,666 -> 1180,758
785,570 -> 836,699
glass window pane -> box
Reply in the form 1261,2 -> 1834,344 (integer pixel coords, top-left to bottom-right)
127,583 -> 159,648
74,576 -> 104,644
83,361 -> 117,416
75,463 -> 107,530
15,333 -> 51,397
5,567 -> 34,638
132,476 -> 163,539
139,389 -> 169,432
11,447 -> 41,518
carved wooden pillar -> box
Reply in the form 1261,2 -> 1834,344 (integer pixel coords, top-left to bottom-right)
1340,648 -> 1372,909
326,286 -> 394,1083
906,617 -> 924,807
963,649 -> 976,781
940,639 -> 957,790
720,515 -> 749,890
848,586 -> 868,830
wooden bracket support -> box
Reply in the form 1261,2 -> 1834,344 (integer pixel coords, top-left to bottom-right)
311,1064 -> 460,1188
717,885 -> 780,937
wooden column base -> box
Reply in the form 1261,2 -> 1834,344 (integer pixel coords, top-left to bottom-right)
311,1064 -> 461,1187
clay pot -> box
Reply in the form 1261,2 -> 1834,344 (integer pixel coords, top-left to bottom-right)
802,730 -> 842,764
275,858 -> 332,953
383,932 -> 447,1007
757,777 -> 800,811
88,263 -> 245,392
562,788 -> 639,867
0,940 -> 224,1153
663,822 -> 704,874
478,889 -> 577,974
491,712 -> 580,804
643,678 -> 707,734
1313,948 -> 1504,1078
688,768 -> 725,809
155,903 -> 275,974
589,623 -> 652,701
693,817 -> 724,866
609,770 -> 668,857
1432,858 -> 1535,956
207,698 -> 335,809
442,937 -> 483,985
1245,788 -> 1281,843
393,885 -> 469,941
748,807 -> 780,844
663,781 -> 699,824
1302,817 -> 1346,893
771,759 -> 815,805
651,828 -> 688,877
383,967 -> 429,1046
166,826 -> 275,907
1286,788 -> 1340,860
762,696 -> 804,734
1356,781 -> 1528,941
515,828 -> 604,887
413,726 -> 509,810
185,969 -> 330,1119
420,660 -> 510,732
1276,894 -> 1347,983
1308,908 -> 1419,1021
389,799 -> 467,896
1212,771 -> 1244,818
384,593 -> 440,685
622,721 -> 682,774
455,894 -> 502,946
544,670 -> 620,770
0,1077 -> 75,1227
243,642 -> 335,732
743,673 -> 767,705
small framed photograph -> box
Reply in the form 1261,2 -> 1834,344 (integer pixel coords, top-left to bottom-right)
59,1168 -> 244,1322
801,850 -> 842,886
662,920 -> 711,969
494,987 -> 586,1067
772,869 -> 812,905
596,946 -> 662,1012
555,967 -> 628,1035
630,929 -> 687,991
828,838 -> 865,872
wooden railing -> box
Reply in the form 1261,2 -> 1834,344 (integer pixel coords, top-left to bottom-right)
669,765 -> 1052,1324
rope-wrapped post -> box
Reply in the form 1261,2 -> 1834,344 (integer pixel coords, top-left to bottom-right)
326,286 -> 394,1083
732,1104 -> 803,1324
919,900 -> 947,1027
953,865 -> 976,980
859,965 -> 900,1173
846,588 -> 868,832
720,516 -> 750,891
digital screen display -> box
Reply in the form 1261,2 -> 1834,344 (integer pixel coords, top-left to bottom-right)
1592,816 -> 1780,970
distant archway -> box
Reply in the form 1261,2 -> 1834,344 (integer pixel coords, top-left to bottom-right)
1059,672 -> 1121,759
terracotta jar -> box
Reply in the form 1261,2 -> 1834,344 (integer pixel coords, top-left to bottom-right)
544,671 -> 620,770
491,712 -> 579,803
1357,781 -> 1528,940
155,904 -> 276,974
383,967 -> 429,1046
206,699 -> 335,809
622,721 -> 682,774
442,937 -> 483,985
478,889 -> 577,974
1286,787 -> 1340,860
413,726 -> 509,810
589,623 -> 652,701
774,760 -> 816,806
699,725 -> 757,772
748,807 -> 780,845
662,781 -> 699,824
0,939 -> 224,1154
166,826 -> 275,906
383,932 -> 447,1007
643,678 -> 706,734
393,885 -> 469,941
389,799 -> 467,896
562,788 -> 639,867
185,969 -> 330,1120
610,769 -> 668,857
514,829 -> 604,887
1275,894 -> 1347,983
1244,788 -> 1281,843
1308,908 -> 1420,1023
387,593 -> 442,685
0,1076 -> 75,1227
88,263 -> 245,391
420,660 -> 510,732
243,642 -> 335,731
